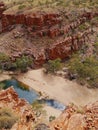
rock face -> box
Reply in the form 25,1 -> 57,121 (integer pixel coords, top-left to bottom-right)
0,87 -> 37,130
9,28 -> 93,67
0,87 -> 98,130
0,2 -> 98,67
46,28 -> 92,60
0,2 -> 5,18
1,11 -> 61,33
1,10 -> 97,36
50,101 -> 98,130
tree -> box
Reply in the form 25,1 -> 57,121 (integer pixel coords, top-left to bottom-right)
44,58 -> 62,73
68,54 -> 98,87
16,55 -> 33,72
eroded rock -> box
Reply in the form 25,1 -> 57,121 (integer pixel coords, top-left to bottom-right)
50,101 -> 98,130
0,87 -> 37,130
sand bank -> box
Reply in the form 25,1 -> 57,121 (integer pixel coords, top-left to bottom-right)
0,72 -> 11,82
17,68 -> 98,106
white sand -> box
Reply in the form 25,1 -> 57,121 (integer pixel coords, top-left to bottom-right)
17,68 -> 98,106
0,72 -> 11,82
43,105 -> 62,120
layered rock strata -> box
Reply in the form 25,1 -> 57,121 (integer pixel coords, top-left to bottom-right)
10,28 -> 93,66
0,2 -> 98,67
1,10 -> 98,38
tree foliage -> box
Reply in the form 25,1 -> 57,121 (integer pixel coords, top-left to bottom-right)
68,54 -> 98,87
15,55 -> 33,72
0,54 -> 33,72
44,58 -> 62,73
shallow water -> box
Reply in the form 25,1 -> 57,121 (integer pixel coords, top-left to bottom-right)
0,79 -> 65,110
1,79 -> 39,103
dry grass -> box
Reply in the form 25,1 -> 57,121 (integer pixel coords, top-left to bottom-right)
3,0 -> 98,14
0,108 -> 18,129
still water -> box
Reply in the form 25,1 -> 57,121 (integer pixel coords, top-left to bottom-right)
0,79 -> 65,111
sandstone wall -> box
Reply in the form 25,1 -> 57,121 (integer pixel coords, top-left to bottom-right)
1,10 -> 98,37
0,2 -> 5,18
1,12 -> 62,32
0,3 -> 98,67
9,28 -> 92,67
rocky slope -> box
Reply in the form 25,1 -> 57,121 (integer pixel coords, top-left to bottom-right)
0,87 -> 98,130
0,87 -> 38,130
50,101 -> 98,130
0,1 -> 98,67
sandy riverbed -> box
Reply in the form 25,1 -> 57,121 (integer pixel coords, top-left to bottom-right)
0,72 -> 11,82
17,68 -> 98,106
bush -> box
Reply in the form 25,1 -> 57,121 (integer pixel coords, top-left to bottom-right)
0,108 -> 18,129
0,83 -> 6,90
49,115 -> 56,122
0,53 -> 10,71
68,54 -> 98,87
0,53 -> 10,62
0,54 -> 33,72
15,55 -> 33,72
18,4 -> 26,10
32,101 -> 46,118
44,58 -> 62,73
32,100 -> 43,111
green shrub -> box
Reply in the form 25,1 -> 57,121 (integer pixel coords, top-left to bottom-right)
68,54 -> 98,87
49,115 -> 56,122
32,101 -> 46,118
15,55 -> 33,72
18,4 -> 26,10
32,100 -> 43,111
0,54 -> 33,72
0,53 -> 10,62
0,108 -> 18,129
0,83 -> 6,90
44,58 -> 62,73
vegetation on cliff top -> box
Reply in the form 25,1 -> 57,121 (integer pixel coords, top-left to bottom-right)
4,0 -> 98,13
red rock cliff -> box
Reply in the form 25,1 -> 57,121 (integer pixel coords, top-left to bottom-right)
0,2 -> 5,18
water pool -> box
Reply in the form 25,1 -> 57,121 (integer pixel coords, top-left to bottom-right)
0,79 -> 66,111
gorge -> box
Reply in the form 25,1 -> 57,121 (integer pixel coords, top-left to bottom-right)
0,0 -> 98,130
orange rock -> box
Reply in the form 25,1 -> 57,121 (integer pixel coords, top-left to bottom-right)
50,101 -> 98,130
0,87 -> 37,130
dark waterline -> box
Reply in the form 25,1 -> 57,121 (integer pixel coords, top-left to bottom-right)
0,79 -> 66,110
